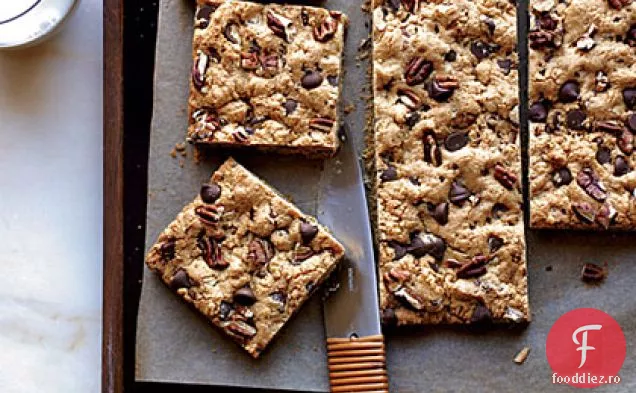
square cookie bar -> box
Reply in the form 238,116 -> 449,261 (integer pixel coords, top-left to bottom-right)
145,158 -> 345,357
187,0 -> 348,158
528,0 -> 635,229
372,0 -> 529,326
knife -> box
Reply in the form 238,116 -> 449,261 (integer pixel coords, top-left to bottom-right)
318,127 -> 389,393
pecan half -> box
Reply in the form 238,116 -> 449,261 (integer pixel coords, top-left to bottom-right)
456,255 -> 489,279
309,117 -> 335,132
493,164 -> 518,190
595,120 -> 623,134
198,234 -> 229,270
313,17 -> 337,42
404,57 -> 433,86
423,132 -> 442,167
195,204 -> 224,225
248,238 -> 274,275
576,168 -> 607,202
429,75 -> 458,101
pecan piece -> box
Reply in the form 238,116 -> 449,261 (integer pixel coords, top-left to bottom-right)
195,204 -> 224,225
595,120 -> 623,134
393,287 -> 425,310
594,71 -> 609,92
404,57 -> 433,86
456,255 -> 489,279
423,132 -> 442,167
247,238 -> 274,275
223,320 -> 257,339
397,87 -> 421,110
401,0 -> 420,13
617,129 -> 634,155
528,30 -> 554,49
198,234 -> 228,270
493,164 -> 518,190
267,11 -> 294,42
581,263 -> 606,282
223,22 -> 240,45
232,127 -> 250,143
572,202 -> 595,224
595,203 -> 617,229
309,117 -> 334,132
313,17 -> 338,42
293,245 -> 314,263
240,51 -> 259,70
608,0 -> 631,10
159,239 -> 176,262
192,51 -> 209,90
260,54 -> 279,71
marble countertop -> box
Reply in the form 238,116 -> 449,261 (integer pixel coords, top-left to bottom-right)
0,1 -> 102,392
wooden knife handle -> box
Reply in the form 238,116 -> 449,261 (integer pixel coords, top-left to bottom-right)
326,334 -> 389,393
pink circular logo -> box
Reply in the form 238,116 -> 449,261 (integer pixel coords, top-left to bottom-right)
546,308 -> 626,388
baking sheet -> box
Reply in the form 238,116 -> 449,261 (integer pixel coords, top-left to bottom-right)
135,0 -> 636,391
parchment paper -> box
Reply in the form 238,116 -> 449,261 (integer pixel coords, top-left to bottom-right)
136,0 -> 636,391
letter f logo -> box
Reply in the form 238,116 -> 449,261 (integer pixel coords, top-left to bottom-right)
572,324 -> 602,368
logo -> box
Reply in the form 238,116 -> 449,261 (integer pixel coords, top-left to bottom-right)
546,308 -> 625,388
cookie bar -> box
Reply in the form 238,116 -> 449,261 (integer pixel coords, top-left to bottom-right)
145,158 -> 345,357
372,0 -> 529,325
528,0 -> 635,229
187,0 -> 348,158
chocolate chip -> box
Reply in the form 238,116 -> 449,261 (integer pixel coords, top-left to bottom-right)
529,102 -> 548,122
596,146 -> 612,164
428,202 -> 449,225
301,9 -> 309,26
470,41 -> 491,60
408,233 -> 446,261
160,239 -> 176,261
219,301 -> 233,320
581,263 -> 606,283
497,59 -> 512,75
270,292 -> 287,309
624,88 -> 636,110
201,183 -> 221,203
301,70 -> 323,89
284,99 -> 298,115
404,57 -> 433,86
327,75 -> 338,86
628,114 -> 636,132
405,111 -> 421,128
470,303 -> 493,324
444,50 -> 457,62
614,155 -> 631,176
566,110 -> 586,130
488,236 -> 504,253
300,222 -> 319,244
449,181 -> 471,205
234,287 -> 256,306
528,30 -> 555,49
389,241 -> 407,260
483,18 -> 496,35
537,14 -> 557,30
444,131 -> 468,151
572,202 -> 595,224
170,269 -> 192,290
380,166 -> 398,182
552,167 -> 572,187
381,308 -> 397,326
196,5 -> 216,28
491,203 -> 509,218
558,81 -> 580,103
386,0 -> 401,11
626,24 -> 636,46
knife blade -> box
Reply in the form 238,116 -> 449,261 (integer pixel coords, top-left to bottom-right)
318,127 -> 389,393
